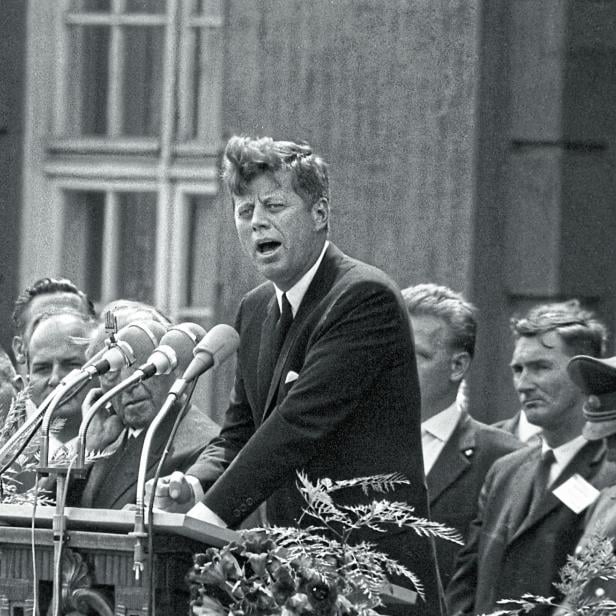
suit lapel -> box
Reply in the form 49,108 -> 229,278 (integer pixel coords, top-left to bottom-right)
262,244 -> 343,420
427,412 -> 474,504
257,296 -> 279,415
505,444 -> 542,541
511,440 -> 604,542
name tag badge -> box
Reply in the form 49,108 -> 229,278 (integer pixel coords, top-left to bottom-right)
552,473 -> 600,514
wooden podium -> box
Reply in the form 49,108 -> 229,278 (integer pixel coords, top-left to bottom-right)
0,504 -> 238,616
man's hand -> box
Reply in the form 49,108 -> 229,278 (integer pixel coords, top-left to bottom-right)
82,388 -> 124,453
145,471 -> 196,513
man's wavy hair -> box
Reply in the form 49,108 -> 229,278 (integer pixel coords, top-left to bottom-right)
221,136 -> 330,208
510,299 -> 608,358
402,283 -> 478,357
12,277 -> 95,336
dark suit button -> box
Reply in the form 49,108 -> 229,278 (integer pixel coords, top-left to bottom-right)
233,508 -> 241,519
246,498 -> 254,506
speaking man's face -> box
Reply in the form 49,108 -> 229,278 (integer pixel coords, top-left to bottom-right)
233,171 -> 328,291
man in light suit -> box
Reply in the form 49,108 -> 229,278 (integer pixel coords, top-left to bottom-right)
402,283 -> 521,587
152,135 -> 441,613
446,300 -> 611,616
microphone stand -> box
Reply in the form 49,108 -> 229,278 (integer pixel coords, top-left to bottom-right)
131,378 -> 198,581
37,375 -> 94,616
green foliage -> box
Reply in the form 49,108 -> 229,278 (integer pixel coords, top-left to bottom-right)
482,534 -> 616,616
189,472 -> 462,616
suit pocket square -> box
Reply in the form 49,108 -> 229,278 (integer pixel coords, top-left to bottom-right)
285,370 -> 299,384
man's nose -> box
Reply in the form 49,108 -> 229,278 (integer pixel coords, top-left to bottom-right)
47,363 -> 64,388
514,368 -> 534,392
251,202 -> 270,230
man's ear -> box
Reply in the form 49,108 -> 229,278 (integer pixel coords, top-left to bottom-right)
311,198 -> 329,231
12,374 -> 25,392
12,335 -> 26,366
450,351 -> 471,383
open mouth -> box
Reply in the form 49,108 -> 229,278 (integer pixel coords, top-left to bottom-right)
256,240 -> 281,255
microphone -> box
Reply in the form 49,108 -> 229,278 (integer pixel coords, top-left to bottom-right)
133,323 -> 207,380
73,320 -> 167,469
39,320 -> 167,469
83,319 -> 167,378
133,324 -> 239,557
181,324 -> 240,382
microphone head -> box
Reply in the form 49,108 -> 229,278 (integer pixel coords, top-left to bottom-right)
116,320 -> 168,365
180,324 -> 239,382
194,324 -> 239,367
160,323 -> 207,373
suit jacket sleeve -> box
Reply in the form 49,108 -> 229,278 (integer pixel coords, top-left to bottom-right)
185,297 -> 257,489
446,462 -> 496,616
189,280 -> 413,524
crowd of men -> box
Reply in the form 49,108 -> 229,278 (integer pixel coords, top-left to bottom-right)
2,135 -> 616,615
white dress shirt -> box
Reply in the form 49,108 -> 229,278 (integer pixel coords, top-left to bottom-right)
421,402 -> 462,475
517,409 -> 543,443
541,434 -> 588,486
274,240 -> 330,316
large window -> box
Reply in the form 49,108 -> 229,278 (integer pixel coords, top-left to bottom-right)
41,0 -> 224,319
23,0 -> 225,416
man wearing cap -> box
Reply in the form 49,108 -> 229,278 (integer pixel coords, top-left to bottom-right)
446,300 -> 612,616
558,354 -> 616,607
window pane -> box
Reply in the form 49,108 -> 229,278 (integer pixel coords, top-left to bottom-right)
69,0 -> 111,12
117,192 -> 157,303
125,0 -> 166,13
122,27 -> 164,137
193,25 -> 223,142
66,26 -> 109,136
192,0 -> 223,17
62,191 -> 105,302
186,195 -> 219,307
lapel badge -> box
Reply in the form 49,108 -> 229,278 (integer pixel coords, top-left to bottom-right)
464,448 -> 474,458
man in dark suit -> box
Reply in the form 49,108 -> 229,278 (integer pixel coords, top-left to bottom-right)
402,283 -> 521,587
65,302 -> 219,509
446,300 -> 611,616
151,135 -> 441,613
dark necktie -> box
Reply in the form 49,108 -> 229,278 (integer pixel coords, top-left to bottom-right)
526,448 -> 556,521
271,293 -> 293,367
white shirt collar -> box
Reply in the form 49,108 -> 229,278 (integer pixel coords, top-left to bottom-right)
128,427 -> 144,439
517,409 -> 543,442
541,434 -> 588,485
422,401 -> 462,444
274,241 -> 329,317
